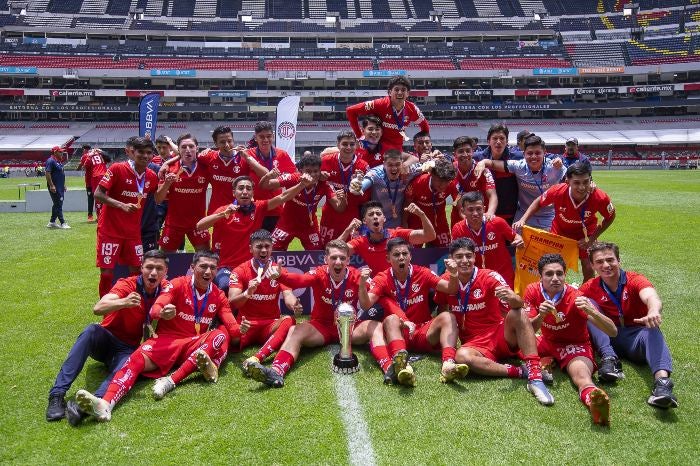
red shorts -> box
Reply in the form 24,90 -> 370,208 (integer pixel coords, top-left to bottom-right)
536,337 -> 595,369
138,330 -> 229,378
403,320 -> 441,353
159,224 -> 210,250
461,321 -> 518,362
96,232 -> 143,269
318,224 -> 340,249
309,319 -> 339,345
239,318 -> 288,350
272,220 -> 322,251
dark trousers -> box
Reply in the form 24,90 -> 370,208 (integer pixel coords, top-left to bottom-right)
86,185 -> 94,216
49,324 -> 136,398
49,190 -> 65,224
588,322 -> 673,375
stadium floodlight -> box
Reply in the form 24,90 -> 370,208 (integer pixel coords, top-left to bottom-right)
326,12 -> 339,24
429,10 -> 443,23
238,11 -> 253,22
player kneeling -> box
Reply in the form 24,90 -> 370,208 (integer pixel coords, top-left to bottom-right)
76,251 -> 241,422
526,254 -> 617,426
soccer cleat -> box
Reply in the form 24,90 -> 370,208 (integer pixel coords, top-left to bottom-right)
647,377 -> 678,409
60,223 -> 71,229
75,389 -> 111,422
65,400 -> 88,427
391,349 -> 408,375
241,356 -> 261,378
397,364 -> 416,387
440,361 -> 469,383
383,364 -> 398,385
87,214 -> 94,222
46,394 -> 66,422
46,222 -> 59,228
527,380 -> 555,406
153,376 -> 176,400
598,356 -> 625,383
589,388 -> 611,426
196,350 -> 218,383
521,365 -> 554,385
248,362 -> 284,388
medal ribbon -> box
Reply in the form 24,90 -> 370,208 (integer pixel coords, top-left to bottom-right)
256,146 -> 276,170
468,219 -> 488,269
303,186 -> 317,224
338,155 -> 356,191
458,267 -> 478,314
599,270 -> 627,327
191,281 -> 211,332
383,171 -> 400,215
540,283 -> 566,305
391,106 -> 406,132
330,269 -> 349,311
391,266 -> 412,312
136,276 -> 161,328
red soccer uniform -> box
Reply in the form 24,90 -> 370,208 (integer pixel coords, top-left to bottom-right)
451,216 -> 516,287
539,183 -> 615,257
79,153 -> 92,187
434,268 -> 510,350
579,271 -> 654,327
209,200 -> 269,268
524,283 -> 595,368
348,228 -> 412,277
83,151 -> 107,191
356,140 -> 384,168
149,276 -> 240,340
346,96 -> 429,152
101,276 -> 171,347
319,153 -> 370,246
405,173 -> 458,248
246,147 -> 296,217
197,150 -> 251,214
450,164 -> 495,227
369,265 -> 440,326
229,259 -> 291,321
159,160 -> 210,250
272,173 -> 336,250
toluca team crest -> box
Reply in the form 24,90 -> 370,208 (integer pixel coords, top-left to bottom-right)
277,121 -> 296,139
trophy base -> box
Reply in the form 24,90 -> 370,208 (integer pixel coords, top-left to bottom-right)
332,353 -> 360,374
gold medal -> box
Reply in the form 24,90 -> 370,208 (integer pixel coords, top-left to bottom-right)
175,166 -> 186,181
136,193 -> 144,208
309,212 -> 314,226
391,205 -> 398,219
582,226 -> 589,243
195,322 -> 201,335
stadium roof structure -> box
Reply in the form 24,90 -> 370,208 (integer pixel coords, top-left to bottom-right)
509,129 -> 700,146
0,135 -> 75,152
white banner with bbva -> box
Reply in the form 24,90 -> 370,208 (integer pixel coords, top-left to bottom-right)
275,96 -> 300,160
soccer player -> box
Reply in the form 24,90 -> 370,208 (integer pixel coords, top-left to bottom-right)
435,238 -> 555,406
246,121 -> 298,232
46,250 -> 169,426
346,75 -> 429,152
579,242 -> 678,409
246,240 -> 375,387
526,254 -> 617,425
513,163 -> 616,281
476,134 -> 565,230
403,157 -> 458,248
197,174 -> 313,294
154,135 -> 175,232
45,146 -> 70,229
155,134 -> 210,253
339,201 -> 436,276
451,192 -> 522,288
260,153 -> 346,251
319,131 -> 370,247
450,136 -> 497,228
229,230 -> 302,375
357,115 -> 385,167
358,238 -> 463,386
75,251 -> 241,422
349,149 -> 423,229
94,137 -> 158,297
80,148 -> 108,221
76,144 -> 95,221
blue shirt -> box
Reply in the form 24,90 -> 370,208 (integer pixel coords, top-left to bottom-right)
506,158 -> 566,229
45,157 -> 65,193
360,163 -> 421,228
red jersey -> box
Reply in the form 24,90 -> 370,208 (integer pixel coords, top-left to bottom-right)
161,161 -> 208,230
278,173 -> 335,226
211,200 -> 269,268
197,150 -> 251,214
229,259 -> 291,321
246,147 -> 296,217
405,173 -> 458,247
434,268 -> 510,343
79,153 -> 92,185
540,183 -> 615,240
579,271 -> 654,327
451,216 -> 516,287
278,266 -> 364,327
98,161 -> 158,240
101,276 -> 171,347
320,153 -> 370,235
149,276 -> 240,340
348,228 -> 412,276
369,265 -> 441,325
356,140 -> 384,168
347,96 -> 429,151
82,151 -> 107,189
450,163 -> 495,227
524,283 -> 589,346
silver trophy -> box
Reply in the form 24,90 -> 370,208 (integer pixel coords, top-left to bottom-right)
332,302 -> 360,374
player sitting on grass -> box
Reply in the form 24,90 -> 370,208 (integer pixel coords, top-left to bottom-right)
580,242 -> 678,409
76,251 -> 241,422
46,250 -> 169,426
526,253 -> 617,426
435,238 -> 555,406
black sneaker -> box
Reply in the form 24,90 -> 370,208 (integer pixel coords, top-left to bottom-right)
383,364 -> 398,385
46,394 -> 66,421
247,362 -> 284,388
647,377 -> 678,409
598,356 -> 625,383
65,400 -> 88,427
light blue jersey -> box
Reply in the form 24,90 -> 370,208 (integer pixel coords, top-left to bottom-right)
506,158 -> 566,229
361,163 -> 421,228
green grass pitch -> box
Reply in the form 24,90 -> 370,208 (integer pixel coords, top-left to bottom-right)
0,171 -> 698,464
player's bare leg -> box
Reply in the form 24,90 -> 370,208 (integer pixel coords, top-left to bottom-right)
382,314 -> 414,386
580,257 -> 595,283
568,356 -> 609,426
426,312 -> 469,383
